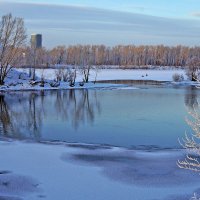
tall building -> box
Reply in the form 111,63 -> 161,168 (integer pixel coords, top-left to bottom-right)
31,34 -> 42,48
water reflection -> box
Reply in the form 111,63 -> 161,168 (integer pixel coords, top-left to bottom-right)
184,86 -> 199,109
0,95 -> 13,136
62,89 -> 101,129
0,86 -> 198,147
0,90 -> 101,140
0,92 -> 44,139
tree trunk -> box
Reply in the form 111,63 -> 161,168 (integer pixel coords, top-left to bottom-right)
0,79 -> 4,85
192,72 -> 197,81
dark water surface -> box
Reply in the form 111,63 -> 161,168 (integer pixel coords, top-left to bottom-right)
0,85 -> 198,148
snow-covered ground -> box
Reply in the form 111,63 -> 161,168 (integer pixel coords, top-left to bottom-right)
0,68 -> 190,91
0,140 -> 199,200
31,68 -> 187,82
0,67 -> 199,200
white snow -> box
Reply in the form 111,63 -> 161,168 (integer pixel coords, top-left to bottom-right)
0,68 -> 190,91
27,68 -> 186,82
89,69 -> 187,82
0,140 -> 199,200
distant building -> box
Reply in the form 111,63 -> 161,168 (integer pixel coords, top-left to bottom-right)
31,34 -> 42,48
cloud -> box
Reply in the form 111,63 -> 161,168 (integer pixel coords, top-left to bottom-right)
191,12 -> 200,17
0,1 -> 200,47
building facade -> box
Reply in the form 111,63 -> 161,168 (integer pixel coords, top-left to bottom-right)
31,34 -> 42,48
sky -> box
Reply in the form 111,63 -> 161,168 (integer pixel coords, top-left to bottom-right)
0,0 -> 200,48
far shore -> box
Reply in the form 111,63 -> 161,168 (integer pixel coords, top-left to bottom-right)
0,68 -> 198,92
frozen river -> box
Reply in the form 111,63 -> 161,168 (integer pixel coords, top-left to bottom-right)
0,84 -> 198,148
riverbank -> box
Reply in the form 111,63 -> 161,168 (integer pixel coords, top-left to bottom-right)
0,68 -> 195,91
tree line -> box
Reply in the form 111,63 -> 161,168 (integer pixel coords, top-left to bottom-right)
21,44 -> 200,68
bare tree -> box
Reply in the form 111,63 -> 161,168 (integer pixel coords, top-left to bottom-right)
80,45 -> 92,83
0,13 -> 26,85
186,57 -> 200,81
11,43 -> 200,69
49,45 -> 66,66
26,46 -> 42,80
93,65 -> 100,84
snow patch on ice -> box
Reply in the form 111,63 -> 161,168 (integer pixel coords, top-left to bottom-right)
0,172 -> 39,199
0,140 -> 199,200
63,147 -> 200,187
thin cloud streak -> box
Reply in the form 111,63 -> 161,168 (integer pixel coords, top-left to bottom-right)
191,12 -> 200,17
0,1 -> 200,47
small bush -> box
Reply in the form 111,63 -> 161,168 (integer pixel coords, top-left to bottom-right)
62,69 -> 70,82
172,73 -> 184,82
55,69 -> 63,82
40,74 -> 45,87
68,69 -> 76,86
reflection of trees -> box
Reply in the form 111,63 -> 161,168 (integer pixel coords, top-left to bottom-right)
0,89 -> 101,140
27,93 -> 43,138
178,88 -> 200,172
0,92 -> 44,139
54,89 -> 101,129
184,86 -> 198,109
0,95 -> 13,136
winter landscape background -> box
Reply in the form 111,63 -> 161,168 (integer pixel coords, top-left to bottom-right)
1,0 -> 200,200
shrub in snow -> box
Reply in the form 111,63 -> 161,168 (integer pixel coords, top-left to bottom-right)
18,72 -> 29,80
40,76 -> 45,87
50,81 -> 60,87
62,69 -> 74,82
29,80 -> 40,86
63,70 -> 69,82
55,69 -> 63,82
68,70 -> 76,87
9,82 -> 18,87
172,73 -> 184,82
9,82 -> 23,86
79,82 -> 84,87
185,57 -> 200,81
69,82 -> 75,87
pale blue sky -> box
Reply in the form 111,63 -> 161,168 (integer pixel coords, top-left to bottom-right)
4,0 -> 200,19
0,0 -> 200,47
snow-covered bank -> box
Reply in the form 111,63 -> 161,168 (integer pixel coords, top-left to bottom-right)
89,69 -> 187,82
28,68 -> 186,82
0,140 -> 199,200
0,68 -> 191,91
